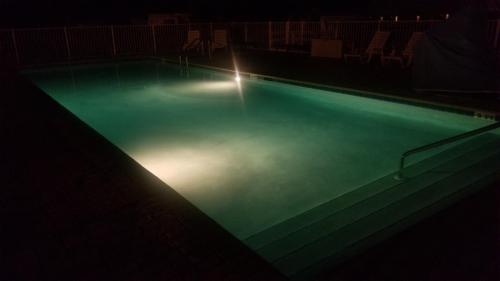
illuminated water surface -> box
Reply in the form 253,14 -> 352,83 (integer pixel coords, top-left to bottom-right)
26,61 -> 492,239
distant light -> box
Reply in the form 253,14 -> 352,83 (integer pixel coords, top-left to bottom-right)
395,16 -> 399,22
445,13 -> 450,20
380,16 -> 384,21
231,51 -> 245,105
416,15 -> 420,21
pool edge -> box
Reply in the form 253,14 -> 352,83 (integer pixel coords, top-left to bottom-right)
151,56 -> 500,120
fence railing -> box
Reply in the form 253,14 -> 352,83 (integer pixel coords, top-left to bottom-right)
1,20 -> 500,66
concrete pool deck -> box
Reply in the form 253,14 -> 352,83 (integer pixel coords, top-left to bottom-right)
1,55 -> 499,281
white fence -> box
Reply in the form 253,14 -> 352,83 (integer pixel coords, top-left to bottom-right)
1,20 -> 500,66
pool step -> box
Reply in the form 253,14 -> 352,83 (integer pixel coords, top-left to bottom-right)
243,134 -> 500,280
243,134 -> 498,249
290,161 -> 499,281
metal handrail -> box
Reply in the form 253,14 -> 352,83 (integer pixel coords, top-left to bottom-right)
395,121 -> 500,180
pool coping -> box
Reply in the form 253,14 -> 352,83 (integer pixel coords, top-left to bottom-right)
152,56 -> 500,120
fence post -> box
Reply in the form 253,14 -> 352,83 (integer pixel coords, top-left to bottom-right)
334,22 -> 339,40
208,22 -> 213,60
151,25 -> 157,55
63,27 -> 71,60
268,21 -> 273,50
11,29 -> 20,65
300,21 -> 304,45
244,22 -> 248,43
285,21 -> 290,46
110,25 -> 117,56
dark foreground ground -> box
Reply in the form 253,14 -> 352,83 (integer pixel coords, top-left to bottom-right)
1,52 -> 500,281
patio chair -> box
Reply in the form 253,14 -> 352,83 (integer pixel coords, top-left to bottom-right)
382,32 -> 424,68
344,31 -> 391,64
182,30 -> 201,52
211,29 -> 228,51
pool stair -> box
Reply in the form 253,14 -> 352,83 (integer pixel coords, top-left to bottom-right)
243,133 -> 500,280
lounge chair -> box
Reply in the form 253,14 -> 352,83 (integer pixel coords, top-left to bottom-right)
382,32 -> 424,68
182,30 -> 201,52
344,31 -> 391,63
211,29 -> 228,51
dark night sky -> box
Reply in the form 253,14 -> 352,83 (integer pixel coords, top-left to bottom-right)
0,0 -> 472,27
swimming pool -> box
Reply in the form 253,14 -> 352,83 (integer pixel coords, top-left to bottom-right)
25,60 -> 500,279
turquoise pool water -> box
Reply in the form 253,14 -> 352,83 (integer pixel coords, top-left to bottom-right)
26,60 -> 491,239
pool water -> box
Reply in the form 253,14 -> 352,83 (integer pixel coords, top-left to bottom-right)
26,60 -> 491,239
